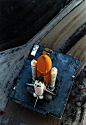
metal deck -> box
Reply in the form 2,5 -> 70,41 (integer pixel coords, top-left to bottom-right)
10,45 -> 80,118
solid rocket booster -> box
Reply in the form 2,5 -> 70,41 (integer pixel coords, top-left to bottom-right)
31,59 -> 37,80
50,67 -> 58,88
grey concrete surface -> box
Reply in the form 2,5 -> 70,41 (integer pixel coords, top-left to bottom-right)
0,115 -> 3,124
0,115 -> 26,125
4,100 -> 59,125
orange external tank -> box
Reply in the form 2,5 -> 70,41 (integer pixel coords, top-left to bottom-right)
37,55 -> 52,86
